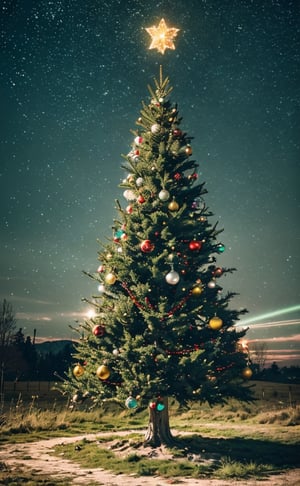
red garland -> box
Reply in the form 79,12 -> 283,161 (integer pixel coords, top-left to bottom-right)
121,282 -> 145,310
121,282 -> 192,319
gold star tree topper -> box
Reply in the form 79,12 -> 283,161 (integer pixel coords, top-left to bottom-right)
146,18 -> 180,55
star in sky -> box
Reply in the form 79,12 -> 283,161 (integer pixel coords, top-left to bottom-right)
146,18 -> 180,54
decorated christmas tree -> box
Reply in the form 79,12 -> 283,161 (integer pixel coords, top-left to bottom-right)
62,19 -> 253,447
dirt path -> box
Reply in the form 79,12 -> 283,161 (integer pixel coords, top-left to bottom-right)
0,432 -> 299,486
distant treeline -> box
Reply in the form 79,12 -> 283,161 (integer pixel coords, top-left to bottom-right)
1,334 -> 300,384
1,331 -> 75,381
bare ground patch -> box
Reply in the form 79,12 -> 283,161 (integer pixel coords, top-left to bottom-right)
0,431 -> 299,485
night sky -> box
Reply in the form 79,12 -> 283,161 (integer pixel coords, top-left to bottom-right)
1,0 -> 299,366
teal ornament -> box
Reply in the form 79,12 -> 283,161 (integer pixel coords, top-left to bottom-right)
156,402 -> 165,412
216,243 -> 225,253
115,229 -> 124,239
125,396 -> 138,409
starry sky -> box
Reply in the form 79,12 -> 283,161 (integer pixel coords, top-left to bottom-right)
1,0 -> 299,366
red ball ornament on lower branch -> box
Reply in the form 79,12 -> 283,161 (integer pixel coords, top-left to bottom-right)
140,239 -> 155,253
189,240 -> 202,251
92,324 -> 105,337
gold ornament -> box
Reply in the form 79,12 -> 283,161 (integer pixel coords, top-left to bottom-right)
73,364 -> 84,377
96,364 -> 110,380
208,316 -> 223,330
242,367 -> 253,379
168,199 -> 179,211
145,18 -> 180,55
105,272 -> 117,285
191,286 -> 203,296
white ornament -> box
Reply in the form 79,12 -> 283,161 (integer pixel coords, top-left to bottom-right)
136,177 -> 144,187
98,284 -> 105,294
134,136 -> 143,145
151,123 -> 160,134
159,189 -> 170,201
165,270 -> 180,285
123,189 -> 136,201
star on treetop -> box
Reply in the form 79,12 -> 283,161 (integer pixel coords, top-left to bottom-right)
146,18 -> 180,55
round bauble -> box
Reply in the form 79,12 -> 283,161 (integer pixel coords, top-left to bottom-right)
140,239 -> 155,253
172,128 -> 182,138
73,364 -> 84,378
174,172 -> 182,180
125,396 -> 138,409
242,367 -> 253,379
189,240 -> 202,251
213,267 -> 223,277
158,189 -> 170,201
98,283 -> 105,294
216,243 -> 226,253
114,229 -> 124,242
151,123 -> 160,134
165,270 -> 180,285
96,364 -> 110,380
149,401 -> 157,410
105,272 -> 117,285
92,324 -> 105,337
136,177 -> 144,187
185,145 -> 193,156
168,200 -> 179,211
97,265 -> 105,273
123,189 -> 136,201
126,205 -> 133,214
112,348 -> 120,356
134,136 -> 143,145
207,280 -> 216,289
156,402 -> 165,412
137,194 -> 145,204
191,286 -> 203,296
208,316 -> 223,330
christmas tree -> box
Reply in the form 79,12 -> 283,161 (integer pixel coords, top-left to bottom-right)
63,21 -> 253,447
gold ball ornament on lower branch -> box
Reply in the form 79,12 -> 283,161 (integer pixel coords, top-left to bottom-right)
191,285 -> 203,297
242,367 -> 253,379
105,272 -> 117,285
73,364 -> 85,378
208,316 -> 223,331
168,199 -> 179,212
96,364 -> 110,380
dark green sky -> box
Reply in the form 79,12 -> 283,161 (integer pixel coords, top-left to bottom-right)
0,0 -> 299,365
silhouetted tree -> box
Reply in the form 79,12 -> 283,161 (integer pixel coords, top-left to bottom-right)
0,299 -> 17,347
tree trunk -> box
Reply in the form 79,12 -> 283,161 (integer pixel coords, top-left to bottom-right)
144,396 -> 175,447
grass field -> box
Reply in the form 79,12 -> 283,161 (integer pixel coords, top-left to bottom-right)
0,380 -> 299,485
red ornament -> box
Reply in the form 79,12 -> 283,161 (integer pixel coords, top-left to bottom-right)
126,205 -> 133,214
189,240 -> 202,251
137,195 -> 145,204
93,324 -> 105,337
134,136 -> 143,145
149,401 -> 157,410
172,128 -> 182,137
213,267 -> 223,277
140,239 -> 155,253
174,172 -> 182,180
